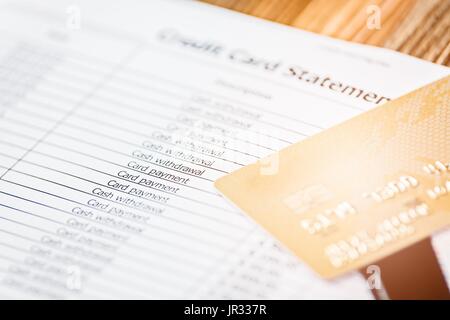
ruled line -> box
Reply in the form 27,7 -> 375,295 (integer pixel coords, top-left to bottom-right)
0,45 -> 143,181
0,135 -> 247,225
0,238 -> 178,298
0,61 -> 305,145
0,153 -> 247,236
0,203 -> 214,286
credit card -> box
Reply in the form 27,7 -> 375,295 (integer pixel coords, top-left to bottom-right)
215,76 -> 450,278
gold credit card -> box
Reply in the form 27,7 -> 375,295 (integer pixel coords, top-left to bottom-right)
215,76 -> 450,278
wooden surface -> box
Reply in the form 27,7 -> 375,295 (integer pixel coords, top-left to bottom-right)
201,0 -> 450,66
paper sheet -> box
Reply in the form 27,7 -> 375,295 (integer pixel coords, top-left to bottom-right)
0,0 -> 448,299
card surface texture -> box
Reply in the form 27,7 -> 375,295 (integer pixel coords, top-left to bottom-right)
215,76 -> 450,278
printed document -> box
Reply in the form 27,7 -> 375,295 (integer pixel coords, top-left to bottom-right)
0,0 -> 448,299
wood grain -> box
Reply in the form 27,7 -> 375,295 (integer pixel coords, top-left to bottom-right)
201,0 -> 450,66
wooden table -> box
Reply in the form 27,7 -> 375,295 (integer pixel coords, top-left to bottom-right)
202,0 -> 450,66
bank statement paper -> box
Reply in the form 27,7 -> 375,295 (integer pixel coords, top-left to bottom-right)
0,0 -> 448,299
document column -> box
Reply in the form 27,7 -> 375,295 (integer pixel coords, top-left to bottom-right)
0,40 -> 138,298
